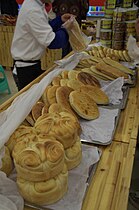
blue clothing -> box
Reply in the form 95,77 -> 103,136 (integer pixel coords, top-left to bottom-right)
48,16 -> 69,49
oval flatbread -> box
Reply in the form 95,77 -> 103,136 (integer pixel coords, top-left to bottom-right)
69,90 -> 99,120
77,72 -> 101,87
79,85 -> 109,105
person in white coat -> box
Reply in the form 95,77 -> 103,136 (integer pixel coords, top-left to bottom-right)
11,0 -> 73,90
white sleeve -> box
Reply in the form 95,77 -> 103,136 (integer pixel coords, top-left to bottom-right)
26,9 -> 55,47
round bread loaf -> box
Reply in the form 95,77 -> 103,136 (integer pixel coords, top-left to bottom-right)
69,90 -> 99,120
17,164 -> 68,205
49,103 -> 70,114
64,138 -> 82,170
68,70 -> 79,80
1,146 -> 13,176
56,86 -> 78,119
61,70 -> 69,79
13,139 -> 65,182
35,112 -> 81,149
32,101 -> 45,121
41,85 -> 51,105
79,85 -> 109,105
6,125 -> 36,153
51,76 -> 61,86
47,85 -> 60,105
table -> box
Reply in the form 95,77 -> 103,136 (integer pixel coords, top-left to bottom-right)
0,67 -> 138,210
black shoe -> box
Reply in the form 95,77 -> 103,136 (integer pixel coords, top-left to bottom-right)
129,191 -> 139,209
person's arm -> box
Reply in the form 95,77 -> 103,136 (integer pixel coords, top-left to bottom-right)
48,28 -> 69,49
49,16 -> 63,32
26,11 -> 72,49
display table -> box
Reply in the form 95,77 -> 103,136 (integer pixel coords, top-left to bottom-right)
0,66 -> 138,210
0,26 -> 62,70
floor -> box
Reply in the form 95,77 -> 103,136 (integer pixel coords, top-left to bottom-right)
0,69 -> 139,210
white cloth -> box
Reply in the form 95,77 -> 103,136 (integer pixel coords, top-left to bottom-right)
11,0 -> 55,67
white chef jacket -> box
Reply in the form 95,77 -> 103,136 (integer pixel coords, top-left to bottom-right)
11,0 -> 55,67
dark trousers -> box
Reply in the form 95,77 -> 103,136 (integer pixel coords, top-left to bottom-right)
15,61 -> 43,91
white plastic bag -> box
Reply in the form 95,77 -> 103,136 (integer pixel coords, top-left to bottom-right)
63,17 -> 90,52
0,171 -> 24,210
127,35 -> 139,65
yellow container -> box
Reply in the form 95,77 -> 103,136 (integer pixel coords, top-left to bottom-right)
105,9 -> 114,18
101,18 -> 112,29
126,8 -> 138,21
125,20 -> 136,33
106,0 -> 116,9
100,39 -> 112,48
122,0 -> 133,8
113,10 -> 126,22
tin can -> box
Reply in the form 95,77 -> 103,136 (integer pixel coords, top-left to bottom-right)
112,31 -> 125,41
126,8 -> 138,21
100,39 -> 112,48
105,9 -> 114,18
100,29 -> 112,40
101,18 -> 112,29
112,40 -> 124,50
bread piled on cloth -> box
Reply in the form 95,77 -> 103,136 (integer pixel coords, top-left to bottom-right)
12,136 -> 68,205
9,110 -> 82,205
34,112 -> 82,170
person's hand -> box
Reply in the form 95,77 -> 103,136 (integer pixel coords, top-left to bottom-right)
135,18 -> 139,36
61,13 -> 74,23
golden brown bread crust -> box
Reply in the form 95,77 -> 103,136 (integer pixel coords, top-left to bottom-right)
25,113 -> 35,126
6,125 -> 36,153
79,85 -> 109,105
32,101 -> 45,121
56,86 -> 77,118
47,85 -> 60,105
34,112 -> 81,149
41,104 -> 49,115
102,57 -> 133,75
51,76 -> 61,86
60,78 -> 69,86
69,90 -> 99,120
49,103 -> 70,114
68,70 -> 79,80
77,72 -> 101,87
90,66 -> 115,81
13,139 -> 65,182
67,79 -> 85,90
96,61 -> 129,79
41,85 -> 51,105
61,70 -> 69,79
1,146 -> 13,176
68,19 -> 87,52
64,138 -> 82,170
17,164 -> 68,205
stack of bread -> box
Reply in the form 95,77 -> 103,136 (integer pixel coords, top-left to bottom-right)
34,112 -> 82,170
7,109 -> 82,205
12,136 -> 68,205
85,46 -> 131,62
